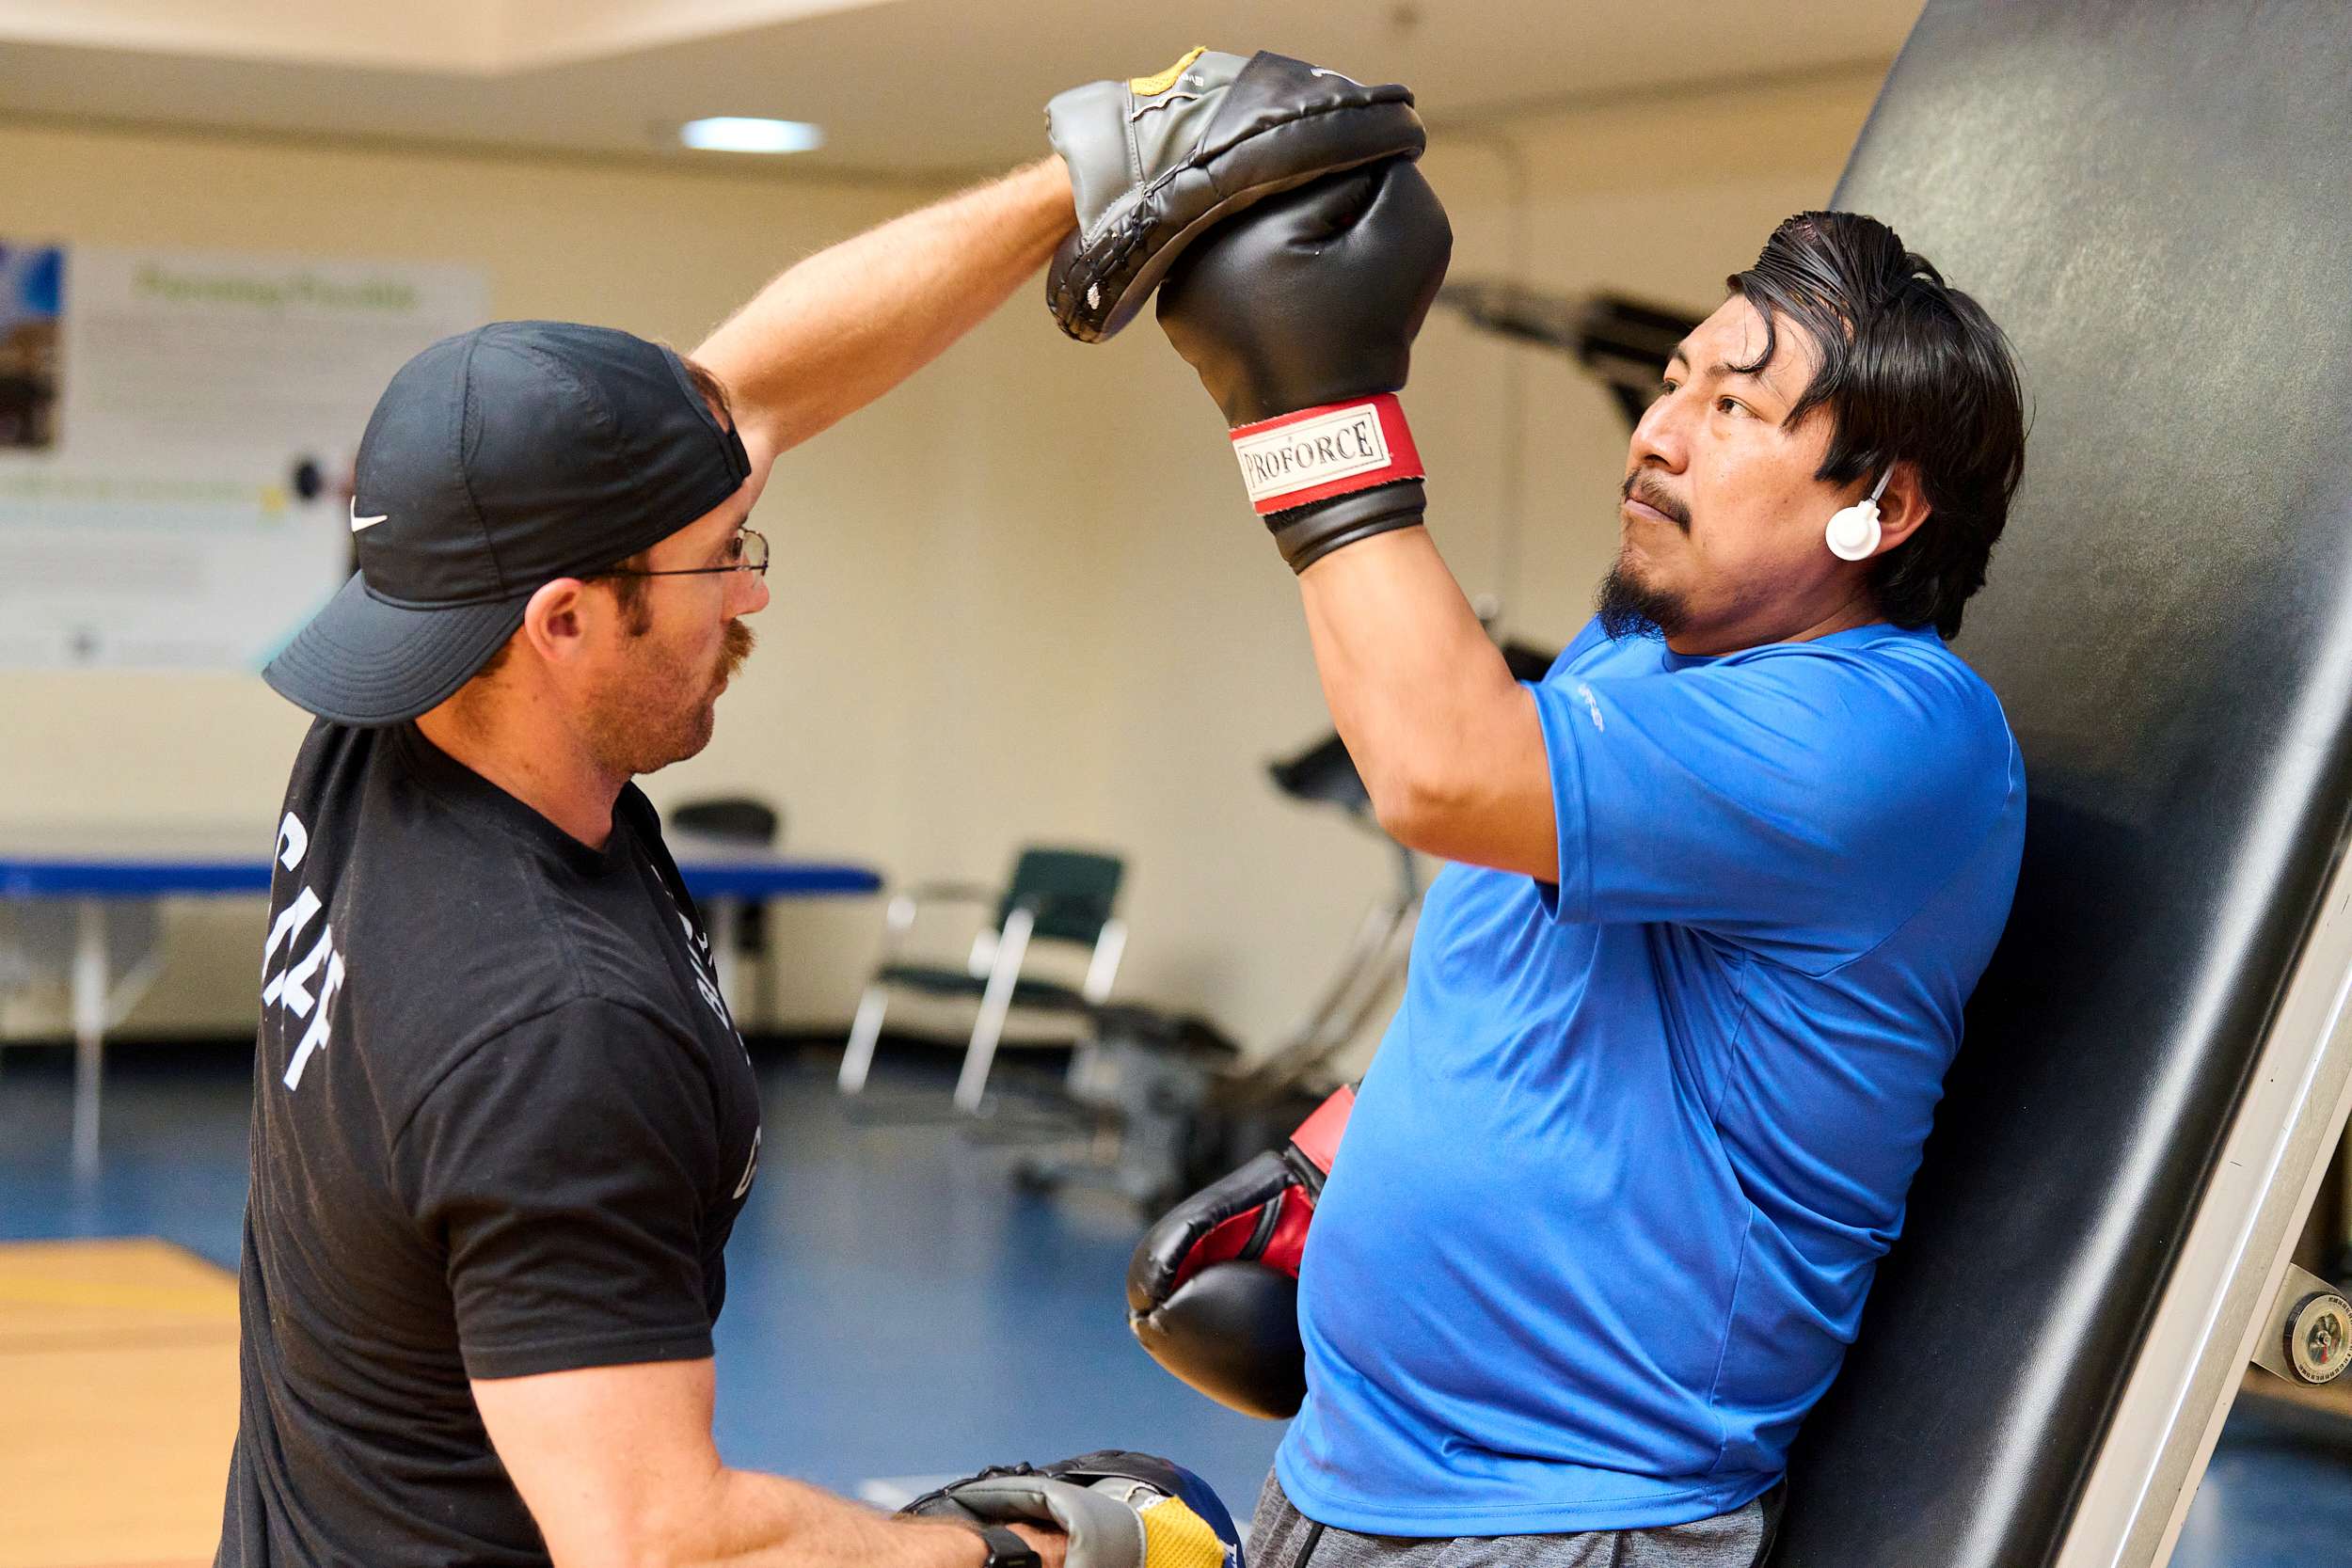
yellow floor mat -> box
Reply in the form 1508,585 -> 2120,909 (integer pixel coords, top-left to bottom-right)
0,1239 -> 238,1568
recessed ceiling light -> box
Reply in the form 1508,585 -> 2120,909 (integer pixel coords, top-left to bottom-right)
679,118 -> 825,155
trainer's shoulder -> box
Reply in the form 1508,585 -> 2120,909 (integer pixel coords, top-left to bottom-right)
330,797 -> 657,1075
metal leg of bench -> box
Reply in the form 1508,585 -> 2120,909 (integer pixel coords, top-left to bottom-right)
71,897 -> 106,1177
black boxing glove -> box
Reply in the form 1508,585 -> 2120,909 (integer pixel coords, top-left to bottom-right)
1156,159 -> 1452,571
1124,1086 -> 1353,1419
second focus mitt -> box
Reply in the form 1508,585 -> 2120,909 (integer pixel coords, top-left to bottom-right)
903,1449 -> 1243,1568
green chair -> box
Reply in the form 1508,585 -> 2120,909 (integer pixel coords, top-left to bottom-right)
836,846 -> 1127,1112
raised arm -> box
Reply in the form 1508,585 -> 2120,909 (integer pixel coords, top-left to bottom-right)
1153,161 -> 1557,880
695,44 -> 1435,478
1295,532 -> 1555,878
692,159 -> 1074,471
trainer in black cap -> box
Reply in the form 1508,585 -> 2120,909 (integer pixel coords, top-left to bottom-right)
262,320 -> 753,726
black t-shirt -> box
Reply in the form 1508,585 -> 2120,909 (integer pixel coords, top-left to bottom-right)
216,721 -> 763,1567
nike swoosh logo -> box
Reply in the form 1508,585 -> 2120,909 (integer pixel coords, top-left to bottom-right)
1310,67 -> 1359,83
349,501 -> 387,532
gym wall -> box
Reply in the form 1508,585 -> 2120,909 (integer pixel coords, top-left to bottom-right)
0,62 -> 1883,1058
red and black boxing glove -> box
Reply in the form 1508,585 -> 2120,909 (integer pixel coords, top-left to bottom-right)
1156,158 -> 1452,571
1123,1085 -> 1353,1418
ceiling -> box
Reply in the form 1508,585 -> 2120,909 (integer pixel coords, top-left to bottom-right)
0,0 -> 1920,180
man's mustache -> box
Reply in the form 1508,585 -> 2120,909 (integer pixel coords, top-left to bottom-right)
1622,471 -> 1692,531
718,619 -> 755,682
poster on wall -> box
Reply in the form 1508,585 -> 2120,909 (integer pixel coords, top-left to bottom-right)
0,243 -> 488,670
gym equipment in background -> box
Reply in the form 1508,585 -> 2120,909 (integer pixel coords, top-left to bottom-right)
1435,282 -> 1699,431
836,846 -> 1127,1113
1023,641 -> 1557,1211
1222,639 -> 1560,1115
1012,724 -> 1413,1210
1216,728 -> 1422,1107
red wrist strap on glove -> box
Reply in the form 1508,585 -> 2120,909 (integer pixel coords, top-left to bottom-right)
1228,395 -> 1422,515
1286,1082 -> 1354,1172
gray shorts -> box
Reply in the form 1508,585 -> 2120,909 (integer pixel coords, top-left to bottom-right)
1245,1469 -> 1779,1568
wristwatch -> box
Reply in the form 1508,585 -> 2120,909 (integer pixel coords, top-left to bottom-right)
977,1525 -> 1042,1568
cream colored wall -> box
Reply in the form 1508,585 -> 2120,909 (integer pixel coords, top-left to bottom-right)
0,63 -> 1885,1059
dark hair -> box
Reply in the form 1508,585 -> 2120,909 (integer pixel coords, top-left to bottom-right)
471,354 -> 736,682
1727,212 -> 2026,639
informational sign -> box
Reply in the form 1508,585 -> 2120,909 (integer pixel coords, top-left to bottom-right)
0,244 -> 487,670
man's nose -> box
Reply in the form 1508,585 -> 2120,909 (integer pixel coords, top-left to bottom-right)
1629,387 -> 1691,473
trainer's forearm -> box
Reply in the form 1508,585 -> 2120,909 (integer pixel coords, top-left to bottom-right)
694,158 -> 1073,457
1296,526 -> 1556,876
666,1465 -> 988,1568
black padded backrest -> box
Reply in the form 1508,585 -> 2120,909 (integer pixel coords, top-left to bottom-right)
1776,4 -> 2352,1564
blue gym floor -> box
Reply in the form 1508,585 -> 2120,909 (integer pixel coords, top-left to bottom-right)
3,1041 -> 2345,1563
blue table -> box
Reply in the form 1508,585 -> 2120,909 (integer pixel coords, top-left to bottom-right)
0,824 -> 880,1172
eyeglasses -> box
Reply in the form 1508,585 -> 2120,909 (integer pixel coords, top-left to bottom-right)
588,527 -> 769,581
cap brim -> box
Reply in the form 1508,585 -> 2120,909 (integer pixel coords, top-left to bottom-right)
262,573 -> 531,726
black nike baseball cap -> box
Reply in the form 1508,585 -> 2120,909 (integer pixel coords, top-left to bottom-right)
262,320 -> 752,726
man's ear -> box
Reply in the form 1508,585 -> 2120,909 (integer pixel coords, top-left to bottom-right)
517,578 -> 593,666
1871,460 -> 1933,555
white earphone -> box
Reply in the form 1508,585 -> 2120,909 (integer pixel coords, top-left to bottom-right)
1825,467 -> 1896,562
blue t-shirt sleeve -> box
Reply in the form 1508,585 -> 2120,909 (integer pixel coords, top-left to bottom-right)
1528,646 -> 2003,972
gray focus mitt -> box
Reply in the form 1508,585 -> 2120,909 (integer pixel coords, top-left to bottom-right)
902,1449 -> 1243,1568
1044,49 -> 1424,342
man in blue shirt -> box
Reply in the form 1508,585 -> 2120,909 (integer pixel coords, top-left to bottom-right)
1140,189 -> 2028,1568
